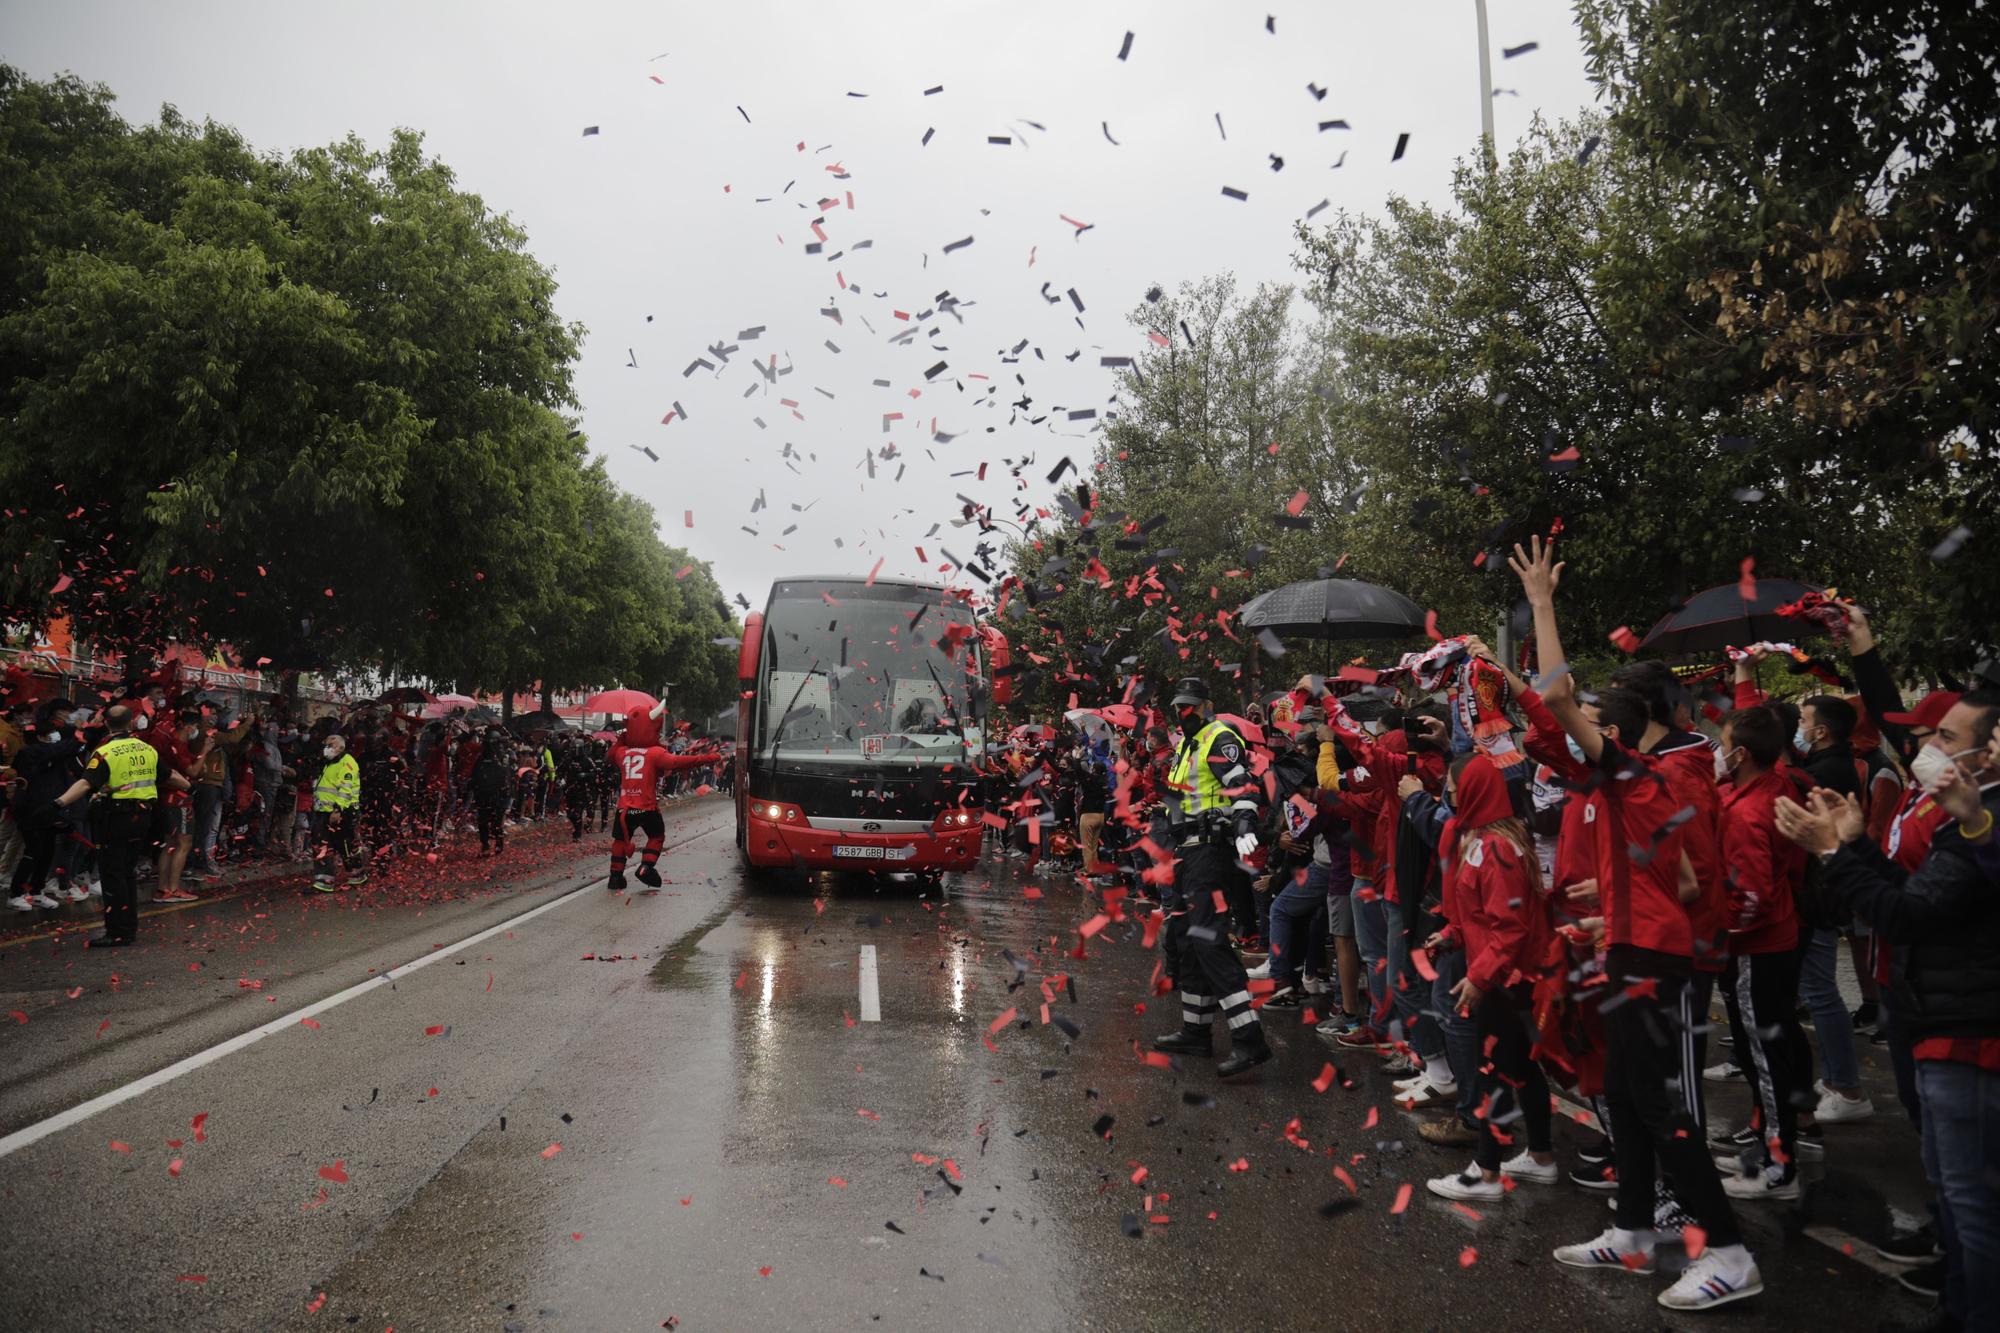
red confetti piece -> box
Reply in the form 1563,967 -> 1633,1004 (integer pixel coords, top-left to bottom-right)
987,1007 -> 1018,1035
1077,913 -> 1110,939
541,1143 -> 563,1159
572,1232 -> 586,1241
857,1108 -> 880,1120
318,1160 -> 348,1183
1424,609 -> 1444,641
1228,1158 -> 1250,1173
1390,1182 -> 1413,1214
1312,1063 -> 1337,1094
1333,1165 -> 1357,1194
1459,1246 -> 1478,1267
191,1112 -> 209,1143
734,969 -> 749,990
1738,557 -> 1758,601
1285,490 -> 1309,517
176,1274 -> 208,1283
109,1140 -> 131,1154
168,1158 -> 184,1178
424,1025 -> 444,1036
49,573 -> 72,595
1608,625 -> 1642,654
680,1196 -> 692,1206
8,1011 -> 25,1025
843,1009 -> 856,1028
828,1176 -> 849,1188
299,1017 -> 321,1030
1411,947 -> 1438,982
1682,1223 -> 1708,1259
758,1266 -> 774,1278
306,1291 -> 326,1312
1363,1107 -> 1379,1129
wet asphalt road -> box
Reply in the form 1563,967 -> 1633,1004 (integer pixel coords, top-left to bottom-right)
0,795 -> 1935,1331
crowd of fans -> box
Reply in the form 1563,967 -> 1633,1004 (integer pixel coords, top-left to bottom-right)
0,672 -> 731,903
981,545 -> 1997,1326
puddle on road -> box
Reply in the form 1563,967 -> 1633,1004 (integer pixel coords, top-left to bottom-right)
647,899 -> 741,991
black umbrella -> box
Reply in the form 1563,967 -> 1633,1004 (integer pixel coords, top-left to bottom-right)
1636,578 -> 1826,656
1238,578 -> 1428,641
505,709 -> 572,734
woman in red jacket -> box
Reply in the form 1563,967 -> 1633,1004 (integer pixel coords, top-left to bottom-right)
1426,754 -> 1561,1202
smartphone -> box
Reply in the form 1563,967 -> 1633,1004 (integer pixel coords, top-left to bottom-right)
1401,716 -> 1422,739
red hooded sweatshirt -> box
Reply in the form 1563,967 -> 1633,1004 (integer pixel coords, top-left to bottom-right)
1331,725 -> 1445,905
1441,755 -> 1557,993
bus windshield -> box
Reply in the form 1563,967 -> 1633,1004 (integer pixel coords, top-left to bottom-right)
758,581 -> 981,765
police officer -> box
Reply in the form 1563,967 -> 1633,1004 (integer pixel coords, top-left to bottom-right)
1152,678 -> 1274,1077
312,733 -> 366,890
47,704 -> 189,947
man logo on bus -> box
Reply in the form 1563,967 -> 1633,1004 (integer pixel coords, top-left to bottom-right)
862,822 -> 882,832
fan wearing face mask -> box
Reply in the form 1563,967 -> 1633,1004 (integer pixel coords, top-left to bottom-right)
1776,688 -> 2000,1331
310,733 -> 366,891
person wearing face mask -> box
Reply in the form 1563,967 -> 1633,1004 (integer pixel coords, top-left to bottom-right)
46,704 -> 189,946
1709,706 -> 1810,1201
1778,689 -> 2000,1333
310,733 -> 365,891
7,701 -> 86,911
1151,677 -> 1273,1078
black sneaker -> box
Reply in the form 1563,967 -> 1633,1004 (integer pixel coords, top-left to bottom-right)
1881,1300 -> 1962,1333
1576,1136 -> 1614,1166
1263,987 -> 1303,1009
635,864 -> 663,888
1709,1125 -> 1759,1150
1897,1258 -> 1947,1299
1570,1162 -> 1619,1191
1851,1000 -> 1879,1029
1796,1121 -> 1825,1159
1878,1227 -> 1942,1265
1153,1029 -> 1213,1056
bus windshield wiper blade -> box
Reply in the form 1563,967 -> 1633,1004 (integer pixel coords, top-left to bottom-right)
769,659 -> 823,768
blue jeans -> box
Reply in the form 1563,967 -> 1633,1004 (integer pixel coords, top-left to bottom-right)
1431,946 -> 1481,1124
1917,1059 -> 2000,1326
1269,865 -> 1329,985
1800,928 -> 1860,1089
1353,880 -> 1388,1017
1384,903 -> 1440,1059
192,783 -> 225,868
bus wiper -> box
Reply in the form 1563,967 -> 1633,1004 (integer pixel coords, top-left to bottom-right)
926,659 -> 972,758
769,659 -> 823,768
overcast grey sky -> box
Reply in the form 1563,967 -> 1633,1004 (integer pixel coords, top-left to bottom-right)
5,0 -> 1599,611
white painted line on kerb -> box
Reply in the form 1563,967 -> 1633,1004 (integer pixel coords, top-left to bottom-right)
858,945 -> 881,1023
0,877 -> 608,1162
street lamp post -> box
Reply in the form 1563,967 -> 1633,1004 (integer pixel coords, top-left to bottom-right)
1475,0 -> 1496,166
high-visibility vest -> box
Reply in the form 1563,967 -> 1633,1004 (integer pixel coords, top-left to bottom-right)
314,753 -> 361,811
1168,720 -> 1241,819
96,735 -> 160,800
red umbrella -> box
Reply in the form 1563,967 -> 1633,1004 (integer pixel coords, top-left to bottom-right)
419,693 -> 478,719
590,730 -> 618,742
583,688 -> 658,713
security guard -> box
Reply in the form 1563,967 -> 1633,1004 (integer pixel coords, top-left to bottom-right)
312,733 -> 367,890
1151,678 -> 1273,1077
48,704 -> 189,947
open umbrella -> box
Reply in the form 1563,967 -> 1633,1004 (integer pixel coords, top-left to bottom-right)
1636,578 -> 1826,656
590,729 -> 618,742
1008,723 -> 1056,743
506,709 -> 572,734
1238,578 -> 1427,641
583,688 -> 658,714
419,693 -> 478,719
375,686 -> 435,706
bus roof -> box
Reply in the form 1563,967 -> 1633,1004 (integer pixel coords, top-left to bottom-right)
766,575 -> 954,594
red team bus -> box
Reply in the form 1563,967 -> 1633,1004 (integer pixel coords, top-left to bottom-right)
734,576 -> 994,880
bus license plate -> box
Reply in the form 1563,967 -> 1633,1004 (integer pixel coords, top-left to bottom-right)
835,845 -> 917,861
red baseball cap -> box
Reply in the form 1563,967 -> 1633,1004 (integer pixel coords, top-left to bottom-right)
1882,690 -> 1960,730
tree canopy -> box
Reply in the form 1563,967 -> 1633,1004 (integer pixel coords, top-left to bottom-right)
0,66 -> 734,712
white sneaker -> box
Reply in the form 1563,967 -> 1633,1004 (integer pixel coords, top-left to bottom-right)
1702,1061 -> 1741,1082
1427,1165 -> 1504,1202
29,891 -> 60,910
1553,1228 -> 1656,1273
1302,975 -> 1331,995
1500,1152 -> 1560,1185
1393,1072 -> 1428,1093
5,894 -> 34,913
1244,960 -> 1272,980
1815,1089 -> 1875,1123
86,878 -> 103,896
1657,1250 -> 1763,1310
1723,1171 -> 1801,1201
64,884 -> 90,903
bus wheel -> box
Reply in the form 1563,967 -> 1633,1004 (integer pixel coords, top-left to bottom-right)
741,848 -> 773,882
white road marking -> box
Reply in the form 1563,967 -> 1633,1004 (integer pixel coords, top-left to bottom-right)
0,876 -> 609,1161
858,944 -> 881,1023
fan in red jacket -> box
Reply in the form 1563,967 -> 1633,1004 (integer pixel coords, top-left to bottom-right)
607,702 -> 717,891
1715,706 -> 1810,1197
1425,753 -> 1559,1202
